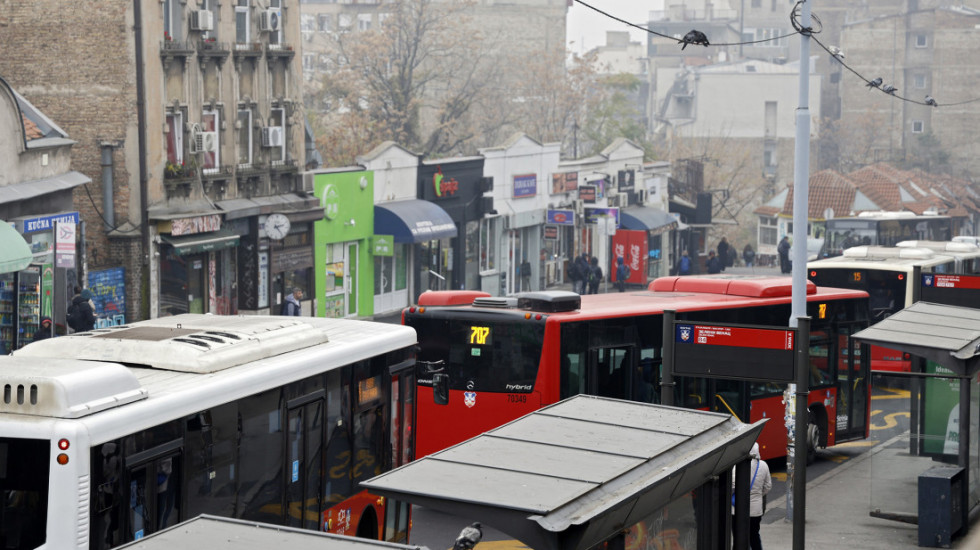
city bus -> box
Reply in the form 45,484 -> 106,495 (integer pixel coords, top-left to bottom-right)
820,212 -> 952,258
404,276 -> 872,461
1,314 -> 417,549
807,245 -> 980,372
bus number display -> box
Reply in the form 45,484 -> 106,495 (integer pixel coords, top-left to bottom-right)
852,271 -> 862,282
469,325 -> 491,345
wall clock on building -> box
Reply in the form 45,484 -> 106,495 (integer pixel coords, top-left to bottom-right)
264,213 -> 290,240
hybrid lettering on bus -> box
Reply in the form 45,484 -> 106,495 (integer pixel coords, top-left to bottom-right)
404,275 -> 872,461
2,314 -> 417,549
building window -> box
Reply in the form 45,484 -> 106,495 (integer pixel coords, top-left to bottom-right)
166,111 -> 183,164
164,0 -> 181,40
357,14 -> 372,31
236,0 -> 250,44
913,74 -> 927,89
912,121 -> 924,134
201,0 -> 216,41
303,54 -> 314,72
318,14 -> 331,31
339,14 -> 353,31
914,34 -> 927,48
759,216 -> 777,246
269,108 -> 286,164
754,28 -> 787,47
202,110 -> 220,172
480,218 -> 496,272
237,108 -> 252,165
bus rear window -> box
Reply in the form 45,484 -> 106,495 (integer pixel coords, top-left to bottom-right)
411,317 -> 545,393
0,438 -> 49,548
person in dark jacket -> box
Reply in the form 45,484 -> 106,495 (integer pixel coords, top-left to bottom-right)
587,256 -> 603,294
281,288 -> 303,316
614,256 -> 630,292
716,237 -> 730,272
67,287 -> 97,332
32,317 -> 53,342
571,252 -> 590,294
777,236 -> 792,274
742,244 -> 756,268
706,250 -> 722,274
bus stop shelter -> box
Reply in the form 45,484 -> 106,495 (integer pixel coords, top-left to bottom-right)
362,395 -> 765,550
854,301 -> 980,545
116,515 -> 424,550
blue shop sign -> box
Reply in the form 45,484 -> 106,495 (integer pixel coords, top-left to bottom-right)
513,174 -> 537,198
546,209 -> 575,226
23,212 -> 80,234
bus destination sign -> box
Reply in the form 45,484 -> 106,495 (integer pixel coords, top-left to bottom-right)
469,325 -> 491,346
920,273 -> 980,309
673,322 -> 796,382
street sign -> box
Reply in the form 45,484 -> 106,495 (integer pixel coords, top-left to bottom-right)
672,321 -> 797,383
920,273 -> 980,309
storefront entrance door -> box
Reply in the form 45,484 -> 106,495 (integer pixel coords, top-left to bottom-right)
324,242 -> 358,318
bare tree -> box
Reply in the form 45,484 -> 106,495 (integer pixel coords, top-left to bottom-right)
818,110 -> 891,173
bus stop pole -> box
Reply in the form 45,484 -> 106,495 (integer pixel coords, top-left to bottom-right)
793,316 -> 810,550
733,458 -> 750,550
909,266 -> 923,456
661,309 -> 676,406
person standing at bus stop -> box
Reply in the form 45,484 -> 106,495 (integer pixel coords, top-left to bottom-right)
777,236 -> 792,274
717,237 -> 730,272
732,442 -> 771,550
281,288 -> 303,316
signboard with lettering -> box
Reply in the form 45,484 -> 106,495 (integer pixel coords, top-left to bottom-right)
22,212 -> 80,234
88,267 -> 127,324
55,222 -> 76,268
546,209 -> 575,226
373,234 -> 394,256
584,207 -> 620,226
544,225 -> 559,240
673,322 -> 797,382
552,172 -> 578,193
579,185 -> 596,203
513,174 -> 537,198
171,214 -> 221,236
920,273 -> 980,309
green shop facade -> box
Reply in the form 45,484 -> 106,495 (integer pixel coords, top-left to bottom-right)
313,170 -> 377,318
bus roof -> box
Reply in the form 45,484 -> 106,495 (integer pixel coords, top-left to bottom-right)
411,275 -> 867,322
6,315 -> 416,422
896,240 -> 980,255
807,246 -> 958,270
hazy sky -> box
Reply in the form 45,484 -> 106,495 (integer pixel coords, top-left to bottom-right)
566,1 -> 656,55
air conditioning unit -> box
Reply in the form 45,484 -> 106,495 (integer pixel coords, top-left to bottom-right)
195,131 -> 217,153
261,126 -> 283,147
260,9 -> 281,32
191,10 -> 214,32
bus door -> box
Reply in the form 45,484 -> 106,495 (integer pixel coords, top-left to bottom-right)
386,360 -> 415,543
286,392 -> 325,530
709,379 -> 750,421
589,345 -> 635,399
124,443 -> 182,541
835,325 -> 869,441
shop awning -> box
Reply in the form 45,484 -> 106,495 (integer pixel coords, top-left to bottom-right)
160,228 -> 239,256
0,221 -> 32,273
0,171 -> 90,205
375,199 -> 457,243
620,206 -> 678,235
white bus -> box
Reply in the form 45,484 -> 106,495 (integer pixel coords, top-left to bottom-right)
0,314 -> 417,550
806,245 -> 980,372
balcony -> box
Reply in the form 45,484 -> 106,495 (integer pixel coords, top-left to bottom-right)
266,42 -> 296,61
233,42 -> 264,60
270,159 -> 298,174
163,161 -> 196,198
161,37 -> 195,69
197,39 -> 230,66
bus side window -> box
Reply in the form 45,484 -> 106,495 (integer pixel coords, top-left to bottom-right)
560,354 -> 585,399
634,357 -> 659,404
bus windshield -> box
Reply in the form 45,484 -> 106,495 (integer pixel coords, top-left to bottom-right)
411,317 -> 545,393
0,438 -> 49,549
809,268 -> 906,319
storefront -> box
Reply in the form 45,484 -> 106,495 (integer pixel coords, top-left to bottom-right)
417,158 -> 486,294
156,211 -> 239,316
0,218 -> 49,352
312,170 -> 375,318
543,208 -> 575,287
619,205 -> 679,281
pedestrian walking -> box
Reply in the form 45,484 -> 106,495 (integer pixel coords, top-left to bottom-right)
677,250 -> 692,275
571,252 -> 590,294
587,256 -> 602,294
520,258 -> 531,291
614,256 -> 631,292
777,236 -> 792,274
67,286 -> 97,333
742,244 -> 756,268
717,237 -> 730,272
731,442 -> 772,550
706,250 -> 722,274
281,288 -> 303,316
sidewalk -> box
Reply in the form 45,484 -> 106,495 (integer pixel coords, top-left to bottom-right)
760,433 -> 979,548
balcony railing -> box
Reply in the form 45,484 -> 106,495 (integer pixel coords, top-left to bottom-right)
270,159 -> 298,173
198,40 -> 231,60
161,38 -> 195,55
233,42 -> 264,59
266,43 -> 296,59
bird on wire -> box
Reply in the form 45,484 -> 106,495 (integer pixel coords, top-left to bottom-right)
882,84 -> 897,95
866,77 -> 882,89
680,30 -> 710,50
828,45 -> 845,59
453,522 -> 483,550
925,95 -> 938,107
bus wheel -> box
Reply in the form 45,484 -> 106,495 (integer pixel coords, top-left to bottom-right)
356,506 -> 379,540
806,420 -> 820,465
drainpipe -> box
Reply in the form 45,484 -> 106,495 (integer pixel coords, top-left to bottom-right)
100,143 -> 115,231
133,0 -> 150,319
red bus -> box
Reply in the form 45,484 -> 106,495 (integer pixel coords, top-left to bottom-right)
404,276 -> 871,461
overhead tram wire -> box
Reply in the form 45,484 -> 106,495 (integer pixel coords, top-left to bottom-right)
573,0 -> 980,108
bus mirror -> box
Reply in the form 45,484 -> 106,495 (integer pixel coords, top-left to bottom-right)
433,373 -> 449,405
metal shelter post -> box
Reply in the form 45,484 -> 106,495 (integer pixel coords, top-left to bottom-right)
662,309 -> 676,406
793,316 -> 810,550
